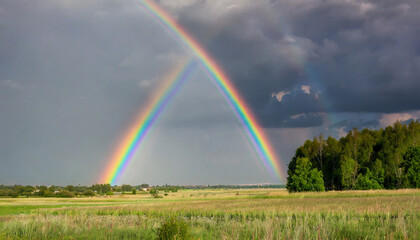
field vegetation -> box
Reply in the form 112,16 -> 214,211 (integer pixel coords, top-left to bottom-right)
0,188 -> 418,239
1,121 -> 419,239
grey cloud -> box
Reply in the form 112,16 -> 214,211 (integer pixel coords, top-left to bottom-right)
1,0 -> 420,184
279,112 -> 324,128
330,114 -> 380,132
0,0 -> 193,184
165,0 -> 420,127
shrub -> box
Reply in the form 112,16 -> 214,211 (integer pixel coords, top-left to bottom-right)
355,170 -> 382,190
0,189 -> 13,196
156,217 -> 191,240
106,191 -> 114,195
57,190 -> 75,198
83,190 -> 95,196
150,188 -> 160,198
43,190 -> 55,197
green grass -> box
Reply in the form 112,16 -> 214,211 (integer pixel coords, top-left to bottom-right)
0,205 -> 66,216
0,204 -> 135,216
0,189 -> 418,239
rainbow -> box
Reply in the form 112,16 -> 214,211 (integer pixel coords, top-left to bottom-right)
138,0 -> 285,180
101,0 -> 285,184
102,59 -> 196,184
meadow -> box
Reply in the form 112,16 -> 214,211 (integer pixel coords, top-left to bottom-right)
0,188 -> 419,239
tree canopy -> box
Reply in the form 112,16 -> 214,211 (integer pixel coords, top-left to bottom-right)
286,120 -> 420,191
286,157 -> 325,192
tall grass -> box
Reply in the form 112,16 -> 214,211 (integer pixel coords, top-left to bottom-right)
0,189 -> 418,239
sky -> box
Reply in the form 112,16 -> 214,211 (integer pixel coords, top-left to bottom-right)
1,0 -> 420,185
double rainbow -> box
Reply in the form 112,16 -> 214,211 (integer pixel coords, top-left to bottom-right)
101,0 -> 285,184
103,60 -> 196,184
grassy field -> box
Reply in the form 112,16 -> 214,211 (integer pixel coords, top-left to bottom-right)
0,189 -> 419,239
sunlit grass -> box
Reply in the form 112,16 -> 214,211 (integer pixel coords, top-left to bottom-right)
0,189 -> 418,239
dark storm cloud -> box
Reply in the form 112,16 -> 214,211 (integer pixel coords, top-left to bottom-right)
278,113 -> 324,128
401,118 -> 420,126
330,114 -> 380,132
163,0 -> 420,127
1,0 -> 420,184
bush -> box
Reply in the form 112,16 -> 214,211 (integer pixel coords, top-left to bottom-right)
43,190 -> 55,197
150,188 -> 160,198
355,170 -> 382,190
57,190 -> 75,198
156,217 -> 191,240
106,191 -> 114,195
132,189 -> 137,195
83,190 -> 95,196
0,189 -> 13,197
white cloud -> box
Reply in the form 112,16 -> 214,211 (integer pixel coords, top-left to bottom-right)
337,127 -> 347,138
284,35 -> 296,43
290,113 -> 306,120
379,111 -> 420,128
359,2 -> 375,14
301,85 -> 311,94
1,80 -> 20,89
271,90 -> 290,102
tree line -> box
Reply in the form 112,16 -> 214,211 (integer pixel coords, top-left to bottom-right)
0,183 -> 288,198
286,120 -> 420,192
0,184 -> 152,198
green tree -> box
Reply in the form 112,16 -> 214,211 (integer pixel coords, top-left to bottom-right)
102,184 -> 112,193
0,189 -> 13,196
289,120 -> 420,191
286,157 -> 325,192
341,157 -> 357,190
324,136 -> 342,190
113,186 -> 122,192
57,190 -> 75,198
355,169 -> 382,190
401,147 -> 420,188
83,190 -> 95,196
312,134 -> 326,170
48,186 -> 56,192
43,190 -> 55,197
371,159 -> 385,187
149,188 -> 161,198
122,184 -> 133,192
37,186 -> 48,196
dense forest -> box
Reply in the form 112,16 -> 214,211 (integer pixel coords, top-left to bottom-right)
286,120 -> 420,192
